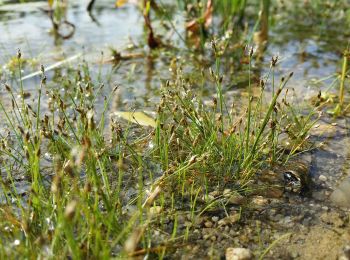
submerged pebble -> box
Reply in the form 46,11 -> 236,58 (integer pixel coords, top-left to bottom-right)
330,178 -> 350,208
319,175 -> 327,182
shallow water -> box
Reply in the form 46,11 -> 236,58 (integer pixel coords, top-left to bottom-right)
0,1 -> 345,103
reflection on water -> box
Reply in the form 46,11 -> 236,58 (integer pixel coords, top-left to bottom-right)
0,1 -> 143,63
0,0 -> 347,111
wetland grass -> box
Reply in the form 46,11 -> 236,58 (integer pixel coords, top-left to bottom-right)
2,0 -> 343,258
0,48 -> 317,258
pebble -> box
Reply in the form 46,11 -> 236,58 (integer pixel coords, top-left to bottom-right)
223,188 -> 231,196
251,196 -> 269,207
212,216 -> 219,222
218,218 -> 227,226
204,221 -> 213,228
209,190 -> 220,197
184,221 -> 192,228
203,234 -> 211,240
225,247 -> 253,260
219,213 -> 240,226
228,194 -> 247,205
149,206 -> 162,216
229,229 -> 236,236
330,178 -> 350,208
319,175 -> 327,182
44,152 -> 53,162
201,194 -> 214,202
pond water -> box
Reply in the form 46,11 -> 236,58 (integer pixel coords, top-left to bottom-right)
0,0 -> 345,106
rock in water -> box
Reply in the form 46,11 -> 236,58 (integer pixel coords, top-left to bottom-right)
225,248 -> 252,260
330,178 -> 350,208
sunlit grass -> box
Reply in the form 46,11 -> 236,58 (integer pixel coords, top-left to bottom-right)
0,47 -> 319,258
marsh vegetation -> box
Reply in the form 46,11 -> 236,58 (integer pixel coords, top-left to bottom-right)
0,0 -> 350,259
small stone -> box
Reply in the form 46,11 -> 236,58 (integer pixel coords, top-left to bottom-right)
184,221 -> 192,228
202,228 -> 214,235
330,189 -> 350,208
201,194 -> 215,202
203,234 -> 211,240
228,213 -> 240,224
204,221 -> 213,228
218,218 -> 228,226
210,235 -> 217,241
228,194 -> 247,205
209,190 -> 220,197
223,189 -> 232,196
44,152 -> 53,162
319,175 -> 327,182
212,216 -> 219,222
225,247 -> 253,260
194,216 -> 205,226
218,214 -> 240,226
331,178 -> 350,208
149,206 -> 162,216
251,196 -> 269,207
310,122 -> 338,138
